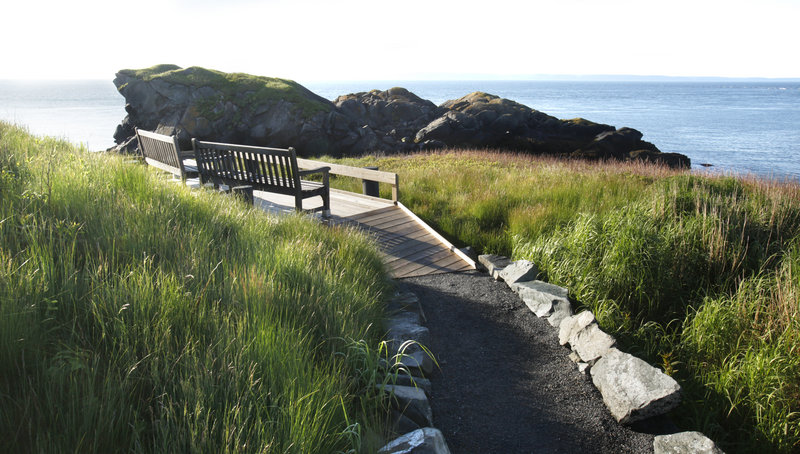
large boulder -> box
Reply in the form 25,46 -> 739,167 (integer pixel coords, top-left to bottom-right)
111,65 -> 337,155
334,87 -> 442,154
512,280 -> 570,319
590,348 -> 682,424
411,92 -> 687,167
110,65 -> 690,167
559,311 -> 616,363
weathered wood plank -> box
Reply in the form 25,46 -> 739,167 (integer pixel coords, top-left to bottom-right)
348,208 -> 408,226
244,183 -> 473,279
392,253 -> 473,278
295,158 -> 397,184
345,205 -> 398,222
383,242 -> 441,265
390,247 -> 462,276
374,228 -> 439,249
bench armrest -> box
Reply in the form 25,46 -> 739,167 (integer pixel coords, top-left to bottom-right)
298,166 -> 330,176
299,166 -> 330,188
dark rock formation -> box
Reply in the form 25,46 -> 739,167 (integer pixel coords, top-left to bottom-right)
111,64 -> 338,154
333,87 -> 443,154
110,65 -> 690,167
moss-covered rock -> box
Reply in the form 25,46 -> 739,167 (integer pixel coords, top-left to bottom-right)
110,65 -> 689,167
113,65 -> 336,155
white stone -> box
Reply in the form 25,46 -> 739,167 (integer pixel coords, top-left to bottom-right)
590,348 -> 682,424
653,431 -> 725,454
478,254 -> 512,279
571,323 -> 616,363
498,260 -> 539,285
559,311 -> 595,346
547,299 -> 573,328
512,280 -> 570,319
379,428 -> 452,454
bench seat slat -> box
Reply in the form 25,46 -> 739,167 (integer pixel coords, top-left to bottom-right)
192,139 -> 330,215
136,128 -> 197,181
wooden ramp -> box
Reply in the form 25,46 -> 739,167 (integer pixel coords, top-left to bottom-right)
242,187 -> 475,278
338,203 -> 475,278
182,160 -> 475,279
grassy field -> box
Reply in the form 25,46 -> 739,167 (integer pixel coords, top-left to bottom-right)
331,150 -> 800,453
0,122 -> 393,453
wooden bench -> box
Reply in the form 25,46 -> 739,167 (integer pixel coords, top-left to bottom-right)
135,128 -> 198,181
191,139 -> 331,216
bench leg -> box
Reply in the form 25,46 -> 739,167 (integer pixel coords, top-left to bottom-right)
321,191 -> 331,218
231,185 -> 254,205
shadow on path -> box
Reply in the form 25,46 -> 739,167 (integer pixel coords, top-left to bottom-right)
398,270 -> 656,454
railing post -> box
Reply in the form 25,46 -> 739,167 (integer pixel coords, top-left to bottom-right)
362,166 -> 380,197
392,173 -> 399,203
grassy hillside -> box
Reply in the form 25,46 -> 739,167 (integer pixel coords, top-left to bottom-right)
0,122 -> 392,453
331,151 -> 800,453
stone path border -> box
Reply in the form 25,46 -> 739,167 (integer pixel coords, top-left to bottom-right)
477,254 -> 725,454
378,290 -> 452,453
376,254 -> 726,453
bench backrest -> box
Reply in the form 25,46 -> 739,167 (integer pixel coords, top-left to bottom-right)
136,128 -> 187,178
192,140 -> 302,193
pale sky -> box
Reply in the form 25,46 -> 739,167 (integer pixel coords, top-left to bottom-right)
3,0 -> 800,81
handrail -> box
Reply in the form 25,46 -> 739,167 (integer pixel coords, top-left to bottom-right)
295,157 -> 400,202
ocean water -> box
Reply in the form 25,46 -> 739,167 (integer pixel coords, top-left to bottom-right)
1,79 -> 798,181
0,80 -> 123,152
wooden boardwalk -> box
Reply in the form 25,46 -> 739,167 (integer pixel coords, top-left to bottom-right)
245,186 -> 475,278
338,204 -> 475,278
181,161 -> 475,278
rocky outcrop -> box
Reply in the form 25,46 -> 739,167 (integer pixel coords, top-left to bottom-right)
333,87 -> 443,155
111,65 -> 338,154
110,65 -> 690,167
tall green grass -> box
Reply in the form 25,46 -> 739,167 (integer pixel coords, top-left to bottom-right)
0,122 -> 392,453
329,150 -> 800,453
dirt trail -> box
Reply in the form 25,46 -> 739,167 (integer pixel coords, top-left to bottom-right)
398,270 -> 659,454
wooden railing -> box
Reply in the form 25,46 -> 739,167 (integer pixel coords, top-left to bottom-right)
295,158 -> 400,203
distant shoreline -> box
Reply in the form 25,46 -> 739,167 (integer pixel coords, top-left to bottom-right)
2,79 -> 799,181
4,75 -> 800,83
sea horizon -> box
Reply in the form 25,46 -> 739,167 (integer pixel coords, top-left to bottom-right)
1,78 -> 798,181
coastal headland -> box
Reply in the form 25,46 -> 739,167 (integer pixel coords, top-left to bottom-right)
111,65 -> 689,168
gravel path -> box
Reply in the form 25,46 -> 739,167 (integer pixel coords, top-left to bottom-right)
397,270 -> 657,454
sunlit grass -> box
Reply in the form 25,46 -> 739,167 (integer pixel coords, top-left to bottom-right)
0,122 -> 393,453
327,149 -> 800,453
